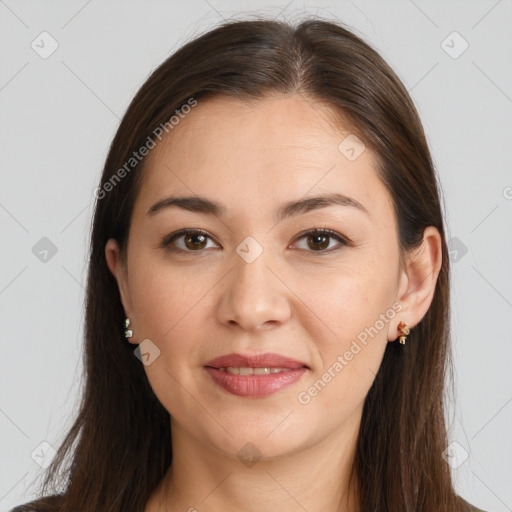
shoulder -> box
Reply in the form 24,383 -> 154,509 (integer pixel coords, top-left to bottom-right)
9,493 -> 489,512
9,494 -> 64,512
466,505 -> 489,512
459,495 -> 489,512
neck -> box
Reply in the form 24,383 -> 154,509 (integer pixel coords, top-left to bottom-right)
148,408 -> 362,512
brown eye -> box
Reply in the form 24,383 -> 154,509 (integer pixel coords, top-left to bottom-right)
159,229 -> 218,253
307,232 -> 330,251
183,232 -> 208,250
293,229 -> 348,253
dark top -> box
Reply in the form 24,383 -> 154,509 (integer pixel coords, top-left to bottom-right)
10,494 -> 489,511
459,496 -> 489,512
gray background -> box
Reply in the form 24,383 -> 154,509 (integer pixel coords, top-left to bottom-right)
1,1 -> 511,511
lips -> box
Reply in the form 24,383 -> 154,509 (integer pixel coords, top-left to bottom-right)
204,352 -> 309,370
203,353 -> 310,397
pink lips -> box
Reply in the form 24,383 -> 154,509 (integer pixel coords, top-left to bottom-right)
205,352 -> 308,370
204,352 -> 309,398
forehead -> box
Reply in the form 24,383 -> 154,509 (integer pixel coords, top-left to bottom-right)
134,94 -> 392,224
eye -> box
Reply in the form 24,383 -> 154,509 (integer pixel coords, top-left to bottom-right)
159,229 -> 219,253
291,228 -> 349,254
159,227 -> 350,254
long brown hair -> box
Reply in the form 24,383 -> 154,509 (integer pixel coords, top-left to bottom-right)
18,16 -> 466,512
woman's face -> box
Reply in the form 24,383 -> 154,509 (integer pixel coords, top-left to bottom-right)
106,93 -> 428,460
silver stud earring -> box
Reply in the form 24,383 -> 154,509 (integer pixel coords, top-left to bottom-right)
124,317 -> 133,338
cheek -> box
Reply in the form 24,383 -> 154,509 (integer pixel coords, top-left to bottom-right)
128,264 -> 209,414
129,254 -> 205,341
292,271 -> 392,419
288,258 -> 396,382
292,257 -> 395,335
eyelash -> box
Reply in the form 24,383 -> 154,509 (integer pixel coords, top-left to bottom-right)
158,227 -> 351,255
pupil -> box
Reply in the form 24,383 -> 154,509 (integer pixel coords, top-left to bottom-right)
310,234 -> 328,250
186,233 -> 207,250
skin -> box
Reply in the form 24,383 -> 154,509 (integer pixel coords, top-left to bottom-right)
105,93 -> 442,512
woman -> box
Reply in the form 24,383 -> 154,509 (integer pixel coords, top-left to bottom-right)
12,17 -> 488,512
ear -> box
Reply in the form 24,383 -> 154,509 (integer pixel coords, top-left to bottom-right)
105,238 -> 133,318
388,226 -> 443,341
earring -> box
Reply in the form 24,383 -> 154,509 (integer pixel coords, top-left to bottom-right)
124,317 -> 133,339
397,320 -> 410,345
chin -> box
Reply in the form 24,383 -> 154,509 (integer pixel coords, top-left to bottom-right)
201,421 -> 318,463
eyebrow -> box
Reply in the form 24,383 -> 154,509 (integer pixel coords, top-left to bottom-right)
146,192 -> 369,223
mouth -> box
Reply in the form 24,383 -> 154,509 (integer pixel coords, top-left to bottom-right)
204,352 -> 309,371
203,352 -> 309,397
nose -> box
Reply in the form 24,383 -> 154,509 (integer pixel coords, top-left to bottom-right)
216,246 -> 291,332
